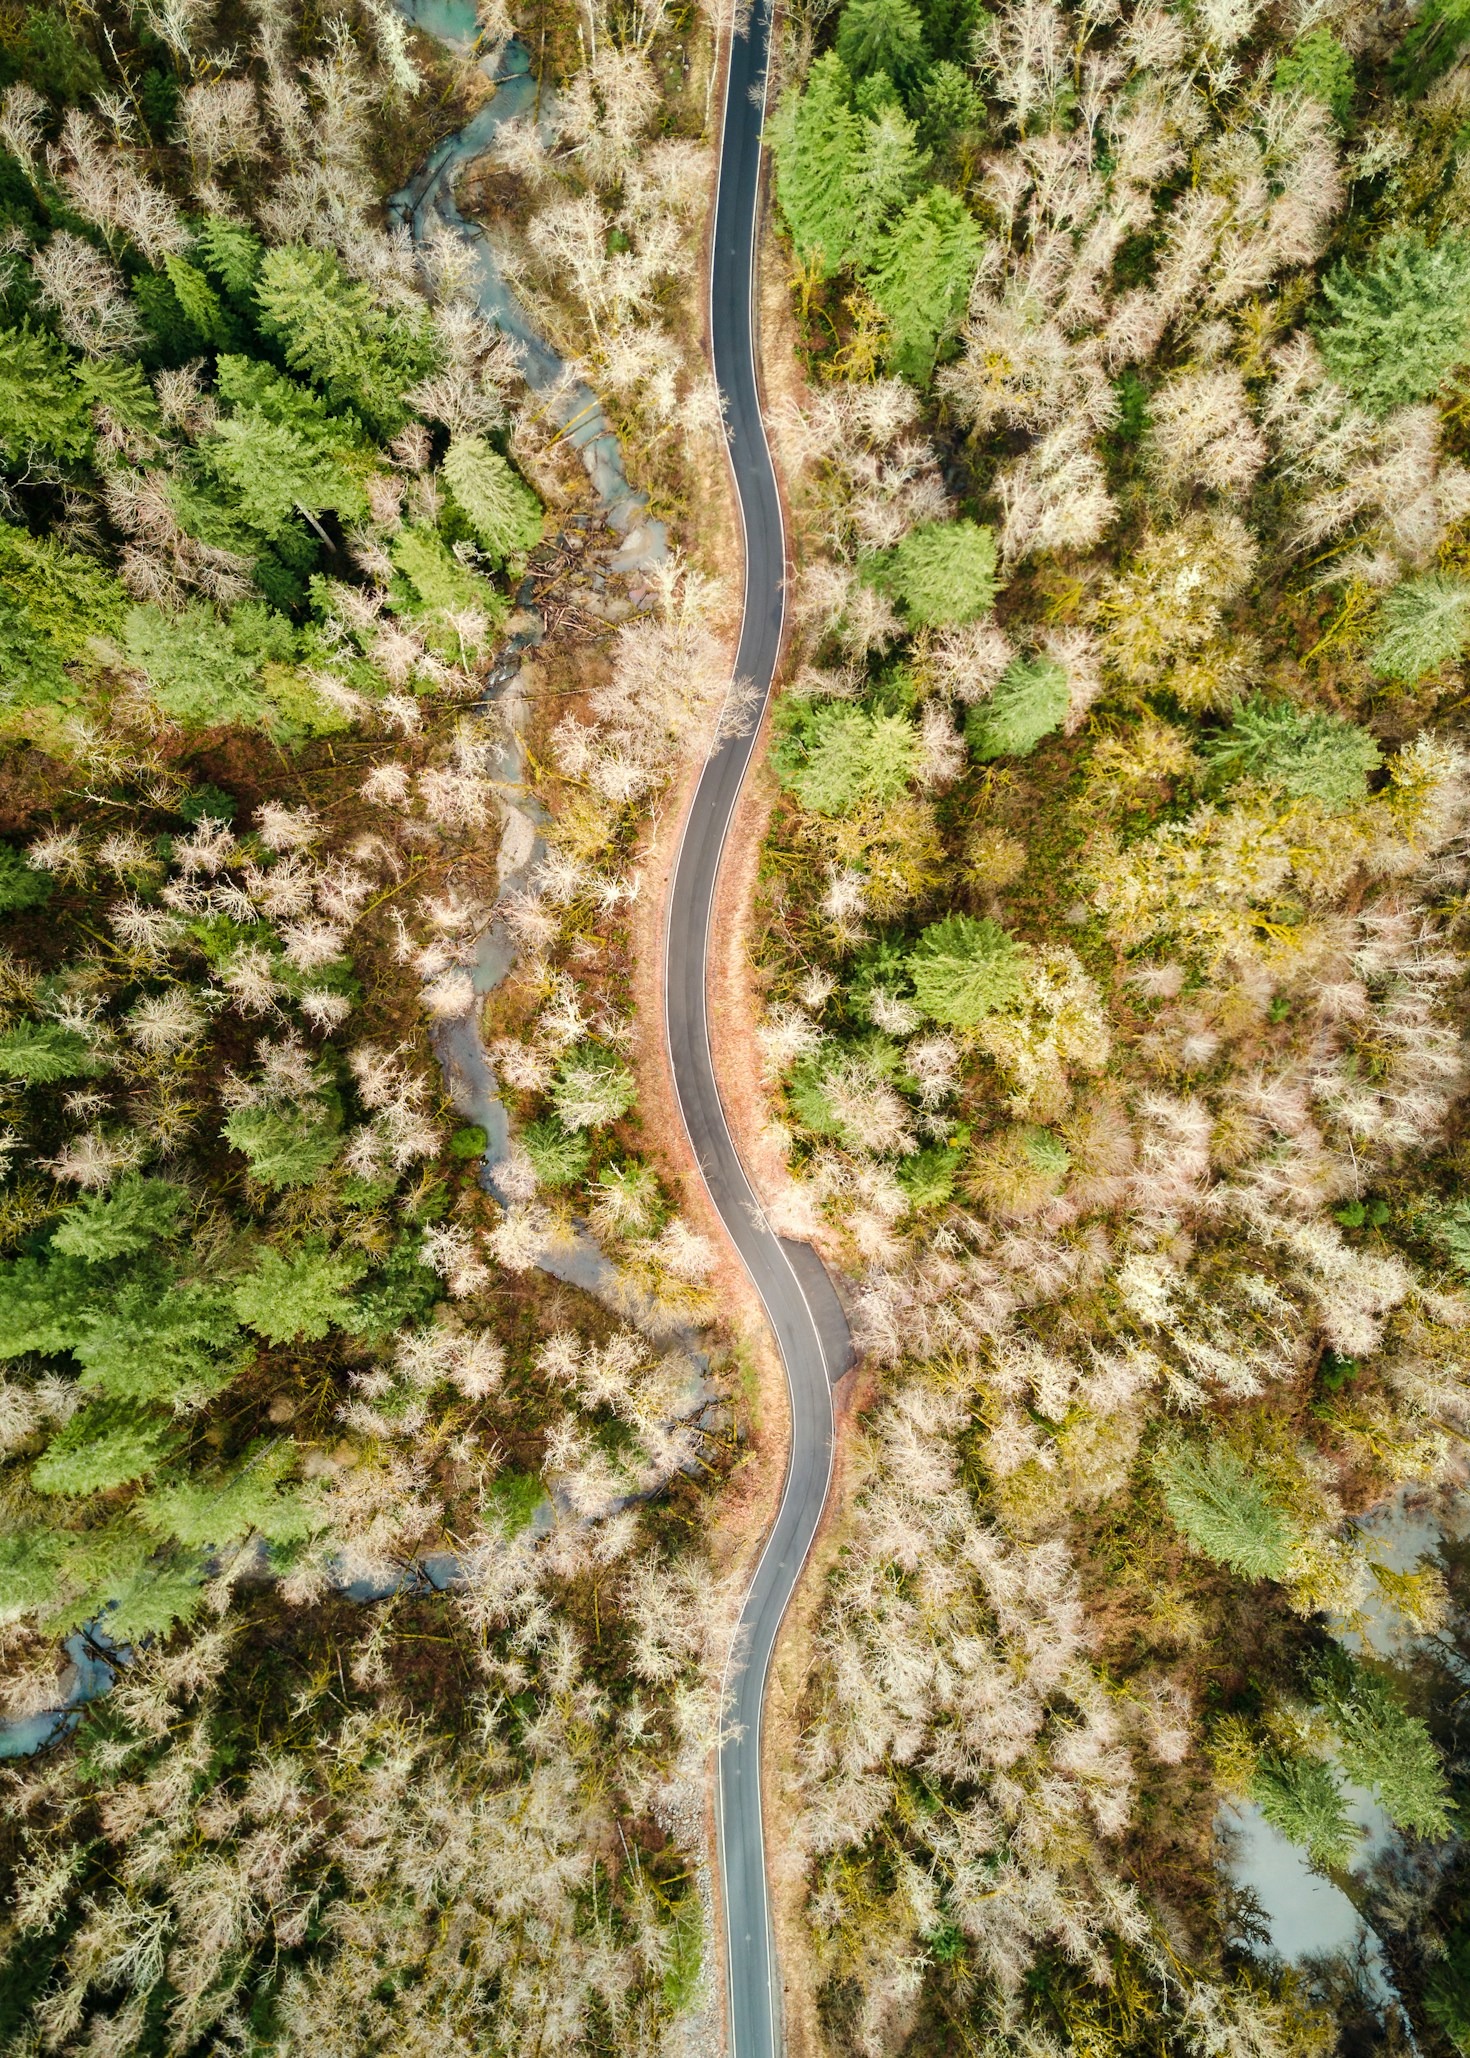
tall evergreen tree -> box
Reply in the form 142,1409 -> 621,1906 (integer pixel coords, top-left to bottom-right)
851,105 -> 929,271
441,436 -> 544,562
836,0 -> 929,93
907,914 -> 1025,1023
772,54 -> 864,277
868,186 -> 982,380
1315,231 -> 1470,414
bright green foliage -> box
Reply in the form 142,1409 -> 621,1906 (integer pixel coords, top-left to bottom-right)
868,519 -> 998,625
32,1397 -> 184,1496
0,1530 -> 64,1616
782,701 -> 920,815
201,410 -> 368,538
550,1045 -> 637,1131
772,54 -> 864,276
141,1443 -> 317,1548
391,524 -> 493,619
1273,29 -> 1355,120
0,1253 -> 98,1357
194,215 -> 264,299
50,1177 -> 186,1261
441,436 -> 544,562
1369,573 -> 1470,681
917,61 -> 985,153
895,1142 -> 963,1207
163,253 -> 231,346
966,655 -> 1069,760
73,358 -> 160,433
1207,696 -> 1381,806
450,1124 -> 488,1158
0,1021 -> 103,1083
123,599 -> 296,728
1313,1653 -> 1453,1838
224,1103 -> 342,1188
1251,1750 -> 1359,1870
836,0 -> 928,90
486,1468 -> 548,1536
907,914 -> 1026,1023
232,1242 -> 365,1344
788,1058 -> 844,1139
73,1280 -> 245,1407
0,843 -> 52,912
254,243 -> 438,436
1316,232 -> 1470,415
0,326 -> 93,465
1153,1441 -> 1297,1580
851,106 -> 929,271
868,187 -> 982,380
43,1519 -> 155,1634
522,1116 -> 592,1186
106,1553 -> 210,1643
0,519 -> 129,710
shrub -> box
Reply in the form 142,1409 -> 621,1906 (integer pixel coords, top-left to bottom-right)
1153,1440 -> 1297,1581
907,914 -> 1026,1024
1369,573 -> 1470,681
1206,695 -> 1381,807
965,655 -> 1068,760
450,1124 -> 488,1159
868,519 -> 998,626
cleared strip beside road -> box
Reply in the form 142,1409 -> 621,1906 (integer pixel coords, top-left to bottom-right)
662,3 -> 851,2054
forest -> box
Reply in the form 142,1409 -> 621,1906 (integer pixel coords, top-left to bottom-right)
756,0 -> 1470,2046
0,0 -> 742,2051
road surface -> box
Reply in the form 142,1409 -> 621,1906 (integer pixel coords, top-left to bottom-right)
662,4 -> 852,2054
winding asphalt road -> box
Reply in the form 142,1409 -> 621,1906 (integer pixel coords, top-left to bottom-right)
662,5 -> 852,2054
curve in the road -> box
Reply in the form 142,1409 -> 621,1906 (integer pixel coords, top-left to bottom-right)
662,5 -> 852,2056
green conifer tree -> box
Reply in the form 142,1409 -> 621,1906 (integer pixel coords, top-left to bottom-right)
851,105 -> 929,271
49,1176 -> 187,1262
868,519 -> 998,624
232,1242 -> 364,1344
1273,28 -> 1355,119
1251,1750 -> 1359,1870
907,914 -> 1026,1023
1314,1653 -> 1453,1839
0,1021 -> 103,1084
32,1397 -> 184,1496
141,1444 -> 318,1548
836,0 -> 929,92
772,54 -> 864,276
1153,1440 -> 1297,1580
224,1103 -> 342,1188
522,1116 -> 592,1187
784,702 -> 920,815
73,1279 -> 245,1407
867,186 -> 982,380
254,244 -> 437,436
1369,572 -> 1470,680
441,436 -> 545,562
1207,695 -> 1381,805
0,326 -> 93,465
966,655 -> 1069,759
1316,232 -> 1470,414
